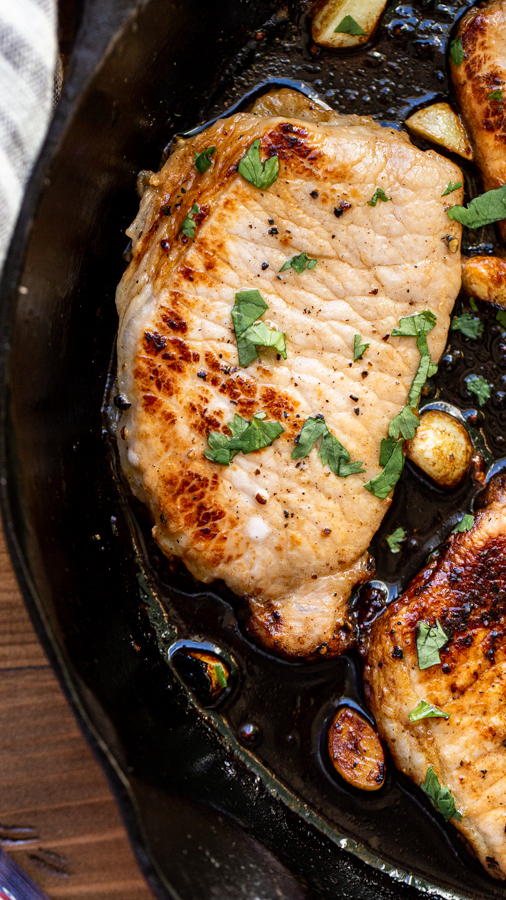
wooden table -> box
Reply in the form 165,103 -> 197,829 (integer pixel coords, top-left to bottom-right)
0,524 -> 154,899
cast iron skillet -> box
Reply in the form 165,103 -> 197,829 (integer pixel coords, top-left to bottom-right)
2,0 -> 506,897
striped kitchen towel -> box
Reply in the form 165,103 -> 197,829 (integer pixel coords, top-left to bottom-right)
0,848 -> 50,900
0,0 -> 57,271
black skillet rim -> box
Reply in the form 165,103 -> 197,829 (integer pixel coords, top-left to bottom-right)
0,1 -> 169,897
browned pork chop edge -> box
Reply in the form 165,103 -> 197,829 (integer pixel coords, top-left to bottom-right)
364,476 -> 506,878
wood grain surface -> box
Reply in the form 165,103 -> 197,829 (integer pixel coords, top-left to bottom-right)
0,524 -> 154,900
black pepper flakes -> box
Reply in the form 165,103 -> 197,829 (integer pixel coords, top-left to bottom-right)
310,190 -> 319,199
268,227 -> 279,235
334,200 -> 352,217
261,262 -> 269,270
392,646 -> 403,659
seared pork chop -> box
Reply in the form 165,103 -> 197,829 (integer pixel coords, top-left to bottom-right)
115,90 -> 462,659
451,0 -> 506,242
363,476 -> 506,879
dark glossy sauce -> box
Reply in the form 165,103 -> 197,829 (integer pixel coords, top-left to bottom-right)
103,3 -> 506,896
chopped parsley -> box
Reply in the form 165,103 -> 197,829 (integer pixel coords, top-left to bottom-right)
354,333 -> 370,362
280,251 -> 318,274
334,15 -> 366,35
180,203 -> 199,238
447,184 -> 506,229
365,311 -> 437,499
388,406 -> 419,441
450,313 -> 483,340
441,180 -> 462,197
488,89 -> 503,101
452,513 -> 474,533
497,309 -> 506,329
416,620 -> 448,670
469,296 -> 478,312
392,310 -> 437,357
449,36 -> 464,67
238,139 -> 279,190
205,411 -> 284,465
194,146 -> 216,174
408,355 -> 438,408
215,663 -> 228,688
292,415 -> 364,477
365,438 -> 405,499
368,187 -> 391,207
408,701 -> 449,723
420,766 -> 462,822
232,289 -> 286,366
386,526 -> 405,554
466,373 -> 492,406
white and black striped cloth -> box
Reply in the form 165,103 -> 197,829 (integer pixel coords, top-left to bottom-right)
0,0 -> 57,271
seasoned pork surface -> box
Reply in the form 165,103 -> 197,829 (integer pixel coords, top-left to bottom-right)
116,90 -> 462,659
452,0 -> 506,241
364,477 -> 506,879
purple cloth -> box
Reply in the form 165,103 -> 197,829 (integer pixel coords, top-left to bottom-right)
0,848 -> 50,900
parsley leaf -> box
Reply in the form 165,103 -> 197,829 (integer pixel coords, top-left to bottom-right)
391,311 -> 437,338
334,15 -> 366,35
319,430 -> 365,476
364,438 -> 405,499
497,309 -> 506,329
354,333 -> 370,362
408,355 -> 437,408
416,620 -> 448,670
466,373 -> 492,406
388,406 -> 419,441
368,187 -> 391,206
194,146 -> 216,174
232,289 -> 268,335
215,663 -> 228,688
180,203 -> 199,238
447,184 -> 506,229
205,412 -> 284,465
292,415 -> 364,476
449,36 -> 464,67
386,526 -> 405,553
420,766 -> 462,822
238,139 -> 279,190
441,180 -> 462,197
488,89 -> 503,101
232,290 -> 286,366
239,320 -> 287,361
452,513 -> 474,533
409,701 -> 449,723
366,310 -> 437,499
469,296 -> 478,312
379,436 -> 397,467
292,416 -> 327,459
450,313 -> 483,340
280,251 -> 318,274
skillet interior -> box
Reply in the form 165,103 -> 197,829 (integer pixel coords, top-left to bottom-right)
2,0 -> 506,897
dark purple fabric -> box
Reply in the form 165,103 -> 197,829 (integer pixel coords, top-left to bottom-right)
0,849 -> 49,900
